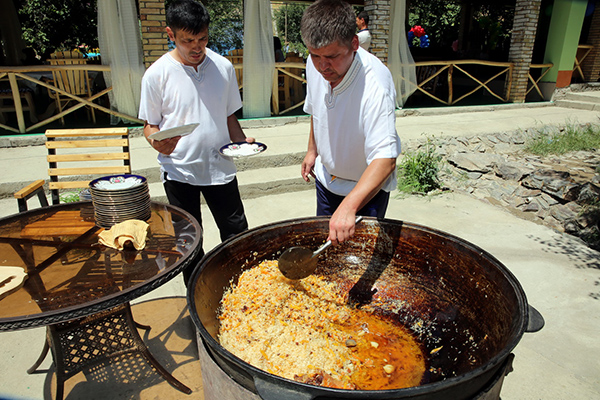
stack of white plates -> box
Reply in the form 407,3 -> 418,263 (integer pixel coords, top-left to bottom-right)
89,174 -> 151,228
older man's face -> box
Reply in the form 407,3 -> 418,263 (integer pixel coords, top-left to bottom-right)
307,36 -> 359,88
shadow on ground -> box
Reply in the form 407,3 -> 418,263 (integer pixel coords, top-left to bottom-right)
35,296 -> 205,400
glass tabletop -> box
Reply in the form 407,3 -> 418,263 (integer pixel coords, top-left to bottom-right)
0,201 -> 201,331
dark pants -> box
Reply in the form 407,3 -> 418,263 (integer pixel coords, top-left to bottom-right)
164,174 -> 248,284
315,178 -> 390,218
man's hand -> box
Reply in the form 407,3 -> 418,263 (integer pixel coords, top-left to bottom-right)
301,152 -> 317,182
328,208 -> 357,245
144,122 -> 181,155
326,158 -> 396,244
149,136 -> 180,155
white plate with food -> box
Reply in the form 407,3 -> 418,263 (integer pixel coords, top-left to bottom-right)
219,142 -> 267,158
148,123 -> 199,141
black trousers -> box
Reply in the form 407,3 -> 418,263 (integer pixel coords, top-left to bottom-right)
315,178 -> 390,218
163,174 -> 248,284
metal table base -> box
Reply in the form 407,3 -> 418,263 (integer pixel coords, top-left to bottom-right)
29,303 -> 191,400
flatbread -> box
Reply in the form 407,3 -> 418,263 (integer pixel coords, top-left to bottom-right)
98,220 -> 149,250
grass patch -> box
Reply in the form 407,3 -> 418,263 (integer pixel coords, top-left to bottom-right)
397,137 -> 443,195
525,123 -> 600,156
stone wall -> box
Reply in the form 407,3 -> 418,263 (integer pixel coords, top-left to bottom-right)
139,0 -> 169,68
364,0 -> 391,63
404,125 -> 600,250
508,0 -> 542,102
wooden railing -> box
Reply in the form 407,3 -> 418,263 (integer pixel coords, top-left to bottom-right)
273,61 -> 306,115
0,65 -> 142,134
411,59 -> 554,105
527,63 -> 554,99
2,59 -> 555,134
228,60 -> 307,116
233,59 -> 553,113
410,59 -> 513,105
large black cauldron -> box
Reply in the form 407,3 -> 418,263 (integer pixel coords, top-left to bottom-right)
188,217 -> 542,400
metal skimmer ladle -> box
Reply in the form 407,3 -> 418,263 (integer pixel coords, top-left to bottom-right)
278,216 -> 363,280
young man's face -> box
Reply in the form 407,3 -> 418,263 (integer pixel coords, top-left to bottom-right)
356,17 -> 365,30
307,36 -> 359,88
167,27 -> 209,67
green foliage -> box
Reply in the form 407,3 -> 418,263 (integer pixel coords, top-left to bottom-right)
408,0 -> 461,51
397,138 -> 443,195
60,191 -> 80,203
408,1 -> 513,58
525,123 -> 600,156
473,5 -> 513,55
17,0 -> 98,57
204,0 -> 244,55
274,3 -> 305,45
273,3 -> 308,58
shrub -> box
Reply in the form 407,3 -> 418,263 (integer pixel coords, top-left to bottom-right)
397,137 -> 443,195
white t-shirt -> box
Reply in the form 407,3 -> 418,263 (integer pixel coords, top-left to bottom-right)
357,29 -> 372,51
303,47 -> 400,196
139,49 -> 242,186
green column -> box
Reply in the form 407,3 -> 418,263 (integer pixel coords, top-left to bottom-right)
542,0 -> 587,87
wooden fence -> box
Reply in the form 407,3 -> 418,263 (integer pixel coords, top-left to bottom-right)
0,64 -> 142,134
1,59 -> 554,134
411,59 -> 554,105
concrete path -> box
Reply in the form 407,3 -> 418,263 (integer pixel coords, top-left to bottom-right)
0,102 -> 599,399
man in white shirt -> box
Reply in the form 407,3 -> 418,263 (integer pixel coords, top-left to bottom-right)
139,0 -> 253,284
356,10 -> 372,51
300,0 -> 401,245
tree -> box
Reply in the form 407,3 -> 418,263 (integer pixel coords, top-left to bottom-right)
408,0 -> 461,53
273,3 -> 308,57
203,0 -> 244,55
408,0 -> 514,60
17,0 -> 98,57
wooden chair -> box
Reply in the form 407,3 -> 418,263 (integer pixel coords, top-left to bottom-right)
0,84 -> 38,124
226,49 -> 244,90
50,50 -> 84,59
285,54 -> 305,106
47,52 -> 95,125
14,127 -> 131,212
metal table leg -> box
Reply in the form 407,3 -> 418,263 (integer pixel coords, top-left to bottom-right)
43,302 -> 191,400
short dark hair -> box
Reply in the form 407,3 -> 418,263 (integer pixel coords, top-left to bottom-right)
301,0 -> 356,49
357,11 -> 369,26
166,0 -> 210,35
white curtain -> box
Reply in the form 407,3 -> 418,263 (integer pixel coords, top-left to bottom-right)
243,0 -> 275,118
389,0 -> 417,108
97,0 -> 146,124
0,0 -> 25,65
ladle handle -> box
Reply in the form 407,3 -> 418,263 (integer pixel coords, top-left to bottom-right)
312,216 -> 364,257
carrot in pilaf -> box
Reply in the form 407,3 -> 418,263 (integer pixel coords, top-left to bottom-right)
218,260 -> 426,390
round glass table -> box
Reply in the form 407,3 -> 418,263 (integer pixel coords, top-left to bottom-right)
0,201 -> 202,399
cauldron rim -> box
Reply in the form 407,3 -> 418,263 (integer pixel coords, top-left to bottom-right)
187,216 -> 530,399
